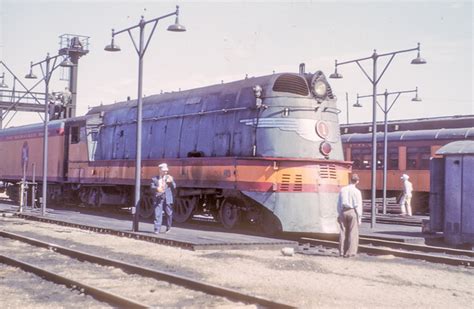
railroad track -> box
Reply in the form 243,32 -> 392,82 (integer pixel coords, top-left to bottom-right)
362,214 -> 424,227
0,230 -> 294,309
298,236 -> 473,267
7,202 -> 471,269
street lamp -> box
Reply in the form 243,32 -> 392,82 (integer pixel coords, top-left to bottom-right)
356,87 -> 421,214
330,43 -> 426,228
105,5 -> 186,232
25,53 -> 74,216
353,95 -> 363,108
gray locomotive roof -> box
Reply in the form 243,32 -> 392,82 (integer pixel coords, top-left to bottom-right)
86,73 -> 285,115
436,140 -> 474,155
341,127 -> 474,143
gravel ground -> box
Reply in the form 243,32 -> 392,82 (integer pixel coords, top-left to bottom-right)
0,264 -> 104,308
0,237 -> 249,308
0,216 -> 473,308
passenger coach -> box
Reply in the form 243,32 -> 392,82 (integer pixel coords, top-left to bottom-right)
341,115 -> 474,213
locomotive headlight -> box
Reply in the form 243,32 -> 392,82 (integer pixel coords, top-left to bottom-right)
310,73 -> 329,100
313,80 -> 327,97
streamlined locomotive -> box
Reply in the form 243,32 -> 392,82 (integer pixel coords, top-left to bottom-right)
0,68 -> 351,233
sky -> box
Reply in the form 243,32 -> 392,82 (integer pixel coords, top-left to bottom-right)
0,0 -> 472,127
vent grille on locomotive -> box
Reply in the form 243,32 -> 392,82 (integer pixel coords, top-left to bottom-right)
280,174 -> 291,191
280,173 -> 303,192
319,164 -> 337,179
326,84 -> 335,99
293,174 -> 303,191
272,74 -> 309,96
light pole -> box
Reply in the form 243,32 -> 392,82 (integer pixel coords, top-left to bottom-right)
345,92 -> 349,124
329,43 -> 426,228
25,54 -> 74,216
0,72 -> 8,129
105,5 -> 186,232
355,88 -> 421,214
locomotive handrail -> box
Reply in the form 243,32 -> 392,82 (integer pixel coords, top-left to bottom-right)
323,106 -> 342,114
95,103 -> 345,129
97,106 -> 250,127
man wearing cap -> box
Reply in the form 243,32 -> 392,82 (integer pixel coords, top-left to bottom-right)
400,174 -> 413,216
150,163 -> 176,234
337,173 -> 363,257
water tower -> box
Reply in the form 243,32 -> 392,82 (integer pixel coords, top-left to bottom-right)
58,34 -> 89,118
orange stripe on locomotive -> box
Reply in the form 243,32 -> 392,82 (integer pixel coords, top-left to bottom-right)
67,157 -> 351,193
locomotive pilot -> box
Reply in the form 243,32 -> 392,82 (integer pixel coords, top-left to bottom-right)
150,163 -> 176,234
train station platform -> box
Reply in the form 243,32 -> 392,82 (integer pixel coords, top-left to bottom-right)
0,201 -> 297,251
359,218 -> 437,244
0,198 -> 438,248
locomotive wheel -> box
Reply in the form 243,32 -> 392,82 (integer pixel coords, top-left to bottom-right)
89,187 -> 102,208
174,196 -> 196,223
219,198 -> 240,229
139,191 -> 155,218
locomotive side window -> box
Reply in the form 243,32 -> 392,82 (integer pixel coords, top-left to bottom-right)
86,129 -> 99,161
71,126 -> 80,144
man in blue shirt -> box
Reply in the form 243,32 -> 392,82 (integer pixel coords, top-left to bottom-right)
150,163 -> 176,234
337,173 -> 363,257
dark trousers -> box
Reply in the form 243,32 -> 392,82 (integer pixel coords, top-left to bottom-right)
153,197 -> 173,232
338,208 -> 359,256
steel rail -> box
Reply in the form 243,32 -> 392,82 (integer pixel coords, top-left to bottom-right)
358,236 -> 474,258
0,230 -> 295,309
362,216 -> 422,227
0,254 -> 148,308
300,237 -> 473,267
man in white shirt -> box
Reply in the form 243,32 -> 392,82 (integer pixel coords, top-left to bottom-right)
337,173 -> 363,257
400,174 -> 413,216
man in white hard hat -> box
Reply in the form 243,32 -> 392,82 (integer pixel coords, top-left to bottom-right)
150,163 -> 176,234
400,174 -> 413,216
